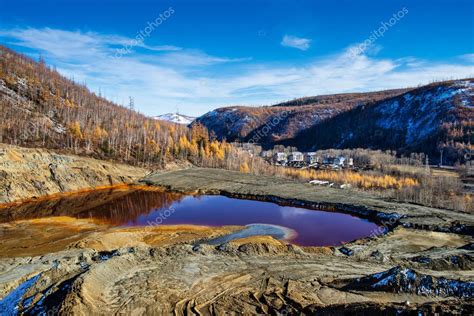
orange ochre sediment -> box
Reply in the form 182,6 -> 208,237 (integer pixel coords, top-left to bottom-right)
0,183 -> 166,209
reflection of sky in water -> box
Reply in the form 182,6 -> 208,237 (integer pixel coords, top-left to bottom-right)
5,189 -> 382,247
126,195 -> 381,247
279,207 -> 311,219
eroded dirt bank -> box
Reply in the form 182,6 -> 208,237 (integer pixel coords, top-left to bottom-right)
0,144 -> 148,203
0,168 -> 473,314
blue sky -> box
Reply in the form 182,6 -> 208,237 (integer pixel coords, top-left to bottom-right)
1,0 -> 473,116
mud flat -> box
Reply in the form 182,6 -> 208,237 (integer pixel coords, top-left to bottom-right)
0,168 -> 473,314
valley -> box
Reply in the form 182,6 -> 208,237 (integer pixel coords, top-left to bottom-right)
195,79 -> 473,165
0,30 -> 473,315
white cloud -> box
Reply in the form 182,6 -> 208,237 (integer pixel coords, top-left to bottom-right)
1,27 -> 473,116
459,53 -> 474,63
0,27 -> 182,59
281,35 -> 311,51
153,50 -> 252,67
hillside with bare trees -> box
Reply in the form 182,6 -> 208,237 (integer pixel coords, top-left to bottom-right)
0,45 -> 255,170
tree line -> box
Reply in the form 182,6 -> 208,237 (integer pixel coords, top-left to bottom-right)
0,45 -> 252,170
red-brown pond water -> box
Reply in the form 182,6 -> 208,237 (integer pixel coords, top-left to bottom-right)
1,187 -> 382,247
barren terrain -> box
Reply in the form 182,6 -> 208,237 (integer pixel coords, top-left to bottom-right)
0,144 -> 148,203
0,168 -> 472,314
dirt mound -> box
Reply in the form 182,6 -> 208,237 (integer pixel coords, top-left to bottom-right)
0,144 -> 147,203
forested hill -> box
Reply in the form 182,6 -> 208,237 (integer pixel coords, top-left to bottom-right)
0,45 -> 238,168
196,78 -> 473,164
282,79 -> 473,164
194,89 -> 409,144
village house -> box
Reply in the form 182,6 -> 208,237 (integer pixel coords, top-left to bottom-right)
288,152 -> 304,163
273,152 -> 288,165
348,158 -> 354,167
304,152 -> 318,164
323,157 -> 334,165
333,156 -> 346,167
270,151 -> 354,169
260,150 -> 273,159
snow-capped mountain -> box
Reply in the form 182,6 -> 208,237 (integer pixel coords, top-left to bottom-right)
154,113 -> 196,125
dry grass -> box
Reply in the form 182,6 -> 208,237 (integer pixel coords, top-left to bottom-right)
280,168 -> 418,190
431,168 -> 460,178
385,164 -> 459,178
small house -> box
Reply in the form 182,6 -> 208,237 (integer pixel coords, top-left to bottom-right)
288,152 -> 304,163
305,152 -> 318,164
260,150 -> 273,159
348,158 -> 354,167
333,156 -> 346,167
273,152 -> 288,164
323,157 -> 334,165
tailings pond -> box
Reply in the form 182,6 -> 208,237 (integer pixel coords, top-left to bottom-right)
0,186 -> 382,247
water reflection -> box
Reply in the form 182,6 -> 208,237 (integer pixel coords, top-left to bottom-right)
0,187 -> 185,225
0,187 -> 381,246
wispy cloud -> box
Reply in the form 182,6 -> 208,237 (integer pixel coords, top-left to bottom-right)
459,53 -> 474,63
0,27 -> 472,116
281,35 -> 311,51
0,27 -> 182,59
154,50 -> 252,67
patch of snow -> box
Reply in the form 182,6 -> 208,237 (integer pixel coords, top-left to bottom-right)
376,84 -> 470,145
309,180 -> 330,185
372,274 -> 396,287
454,80 -> 474,88
205,110 -> 218,117
401,268 -> 416,281
154,113 -> 196,125
0,273 -> 41,315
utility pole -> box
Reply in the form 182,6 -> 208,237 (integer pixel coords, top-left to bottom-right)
439,148 -> 443,167
425,155 -> 430,174
128,96 -> 134,111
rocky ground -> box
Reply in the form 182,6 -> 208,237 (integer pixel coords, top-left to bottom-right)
0,144 -> 148,203
0,168 -> 473,315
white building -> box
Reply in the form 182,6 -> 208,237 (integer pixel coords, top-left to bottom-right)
273,152 -> 288,164
305,152 -> 318,164
348,158 -> 354,167
333,156 -> 346,167
288,152 -> 304,162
